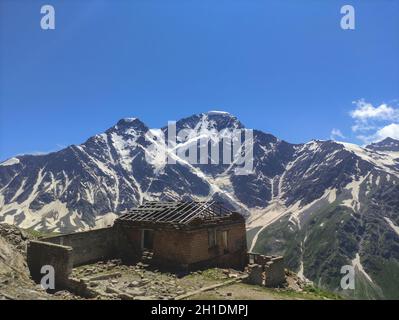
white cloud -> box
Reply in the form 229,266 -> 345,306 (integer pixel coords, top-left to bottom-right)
356,124 -> 399,145
350,100 -> 399,122
351,123 -> 376,133
349,100 -> 399,144
374,123 -> 399,141
330,128 -> 345,140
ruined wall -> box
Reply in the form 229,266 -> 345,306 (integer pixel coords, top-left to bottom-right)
114,225 -> 195,266
43,227 -> 118,266
264,256 -> 285,287
115,225 -> 142,262
212,222 -> 248,269
152,229 -> 193,267
27,240 -> 73,287
246,253 -> 286,287
151,222 -> 247,270
115,221 -> 247,270
185,222 -> 247,269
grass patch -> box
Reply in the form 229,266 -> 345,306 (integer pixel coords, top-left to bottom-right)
187,278 -> 344,300
183,268 -> 228,282
23,228 -> 60,239
200,269 -> 227,281
248,285 -> 343,300
302,285 -> 343,300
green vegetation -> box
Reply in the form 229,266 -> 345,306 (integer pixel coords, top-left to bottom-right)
183,268 -> 342,300
23,228 -> 60,239
301,284 -> 343,300
245,284 -> 343,300
199,269 -> 227,281
188,282 -> 344,300
249,199 -> 399,300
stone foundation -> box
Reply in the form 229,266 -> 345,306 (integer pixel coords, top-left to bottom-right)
246,253 -> 285,287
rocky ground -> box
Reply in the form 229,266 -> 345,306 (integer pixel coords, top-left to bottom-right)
188,270 -> 341,300
70,260 -> 338,300
71,260 -> 247,300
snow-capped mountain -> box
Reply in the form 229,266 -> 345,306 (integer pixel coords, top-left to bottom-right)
366,137 -> 399,152
1,112 -> 399,298
0,111 -> 289,231
248,138 -> 399,299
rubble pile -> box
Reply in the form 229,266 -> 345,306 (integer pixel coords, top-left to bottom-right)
72,260 -> 191,300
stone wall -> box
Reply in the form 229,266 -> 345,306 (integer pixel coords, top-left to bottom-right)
44,227 -> 118,266
152,229 -> 193,267
152,222 -> 247,270
116,221 -> 248,270
264,256 -> 285,287
115,225 -> 142,263
246,253 -> 285,287
213,222 -> 248,269
27,240 -> 73,287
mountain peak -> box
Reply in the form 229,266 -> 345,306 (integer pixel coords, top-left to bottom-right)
380,137 -> 399,144
172,111 -> 244,133
108,117 -> 148,134
120,117 -> 137,123
366,137 -> 399,152
116,117 -> 140,126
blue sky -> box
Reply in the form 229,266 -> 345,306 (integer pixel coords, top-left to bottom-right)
1,0 -> 398,161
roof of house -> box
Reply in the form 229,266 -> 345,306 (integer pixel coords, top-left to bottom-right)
116,200 -> 240,226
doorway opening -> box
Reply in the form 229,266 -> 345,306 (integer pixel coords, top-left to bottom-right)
141,229 -> 154,250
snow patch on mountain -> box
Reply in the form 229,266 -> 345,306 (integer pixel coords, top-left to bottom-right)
337,142 -> 399,173
352,253 -> 374,283
289,188 -> 336,229
384,217 -> 399,237
122,117 -> 137,122
94,212 -> 118,229
248,187 -> 336,251
0,158 -> 20,166
110,133 -> 135,172
206,110 -> 231,115
341,174 -> 369,212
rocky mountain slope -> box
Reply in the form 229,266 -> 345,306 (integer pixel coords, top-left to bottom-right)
248,139 -> 399,299
1,111 -> 399,298
0,224 -> 53,299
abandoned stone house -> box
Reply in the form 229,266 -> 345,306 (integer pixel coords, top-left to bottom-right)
27,201 -> 248,287
115,201 -> 248,269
